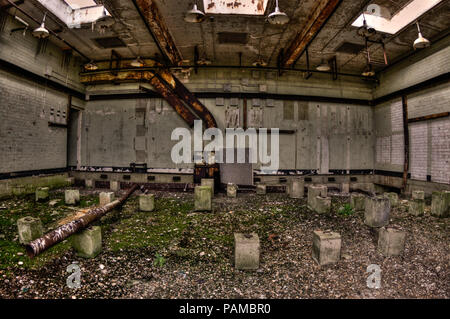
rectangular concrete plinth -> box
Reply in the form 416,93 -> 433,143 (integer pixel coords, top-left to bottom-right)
384,192 -> 399,207
85,179 -> 94,188
195,186 -> 212,211
378,227 -> 406,256
99,192 -> 115,206
409,199 -> 425,216
110,181 -> 120,192
65,189 -> 80,205
314,196 -> 331,214
312,230 -> 341,266
72,226 -> 102,258
139,194 -> 155,211
341,183 -> 350,194
350,193 -> 366,211
431,191 -> 450,218
234,233 -> 260,270
289,178 -> 304,199
35,187 -> 49,202
256,184 -> 266,195
308,185 -> 327,209
201,178 -> 215,196
227,183 -> 238,198
17,216 -> 43,245
364,196 -> 390,228
412,190 -> 425,200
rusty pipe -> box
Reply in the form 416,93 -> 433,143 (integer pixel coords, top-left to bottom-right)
26,184 -> 138,258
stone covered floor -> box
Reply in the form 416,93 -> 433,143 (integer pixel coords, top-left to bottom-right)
0,188 -> 448,299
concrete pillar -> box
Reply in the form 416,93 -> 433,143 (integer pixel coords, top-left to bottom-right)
307,185 -> 327,208
65,189 -> 80,205
195,186 -> 212,211
409,199 -> 425,216
312,230 -> 341,266
85,179 -> 94,188
384,192 -> 399,207
201,178 -> 215,196
35,187 -> 49,202
72,226 -> 102,258
17,216 -> 43,245
110,181 -> 120,192
234,233 -> 260,270
227,183 -> 238,198
364,196 -> 390,228
99,192 -> 115,206
255,183 -> 266,195
378,227 -> 406,257
289,178 -> 304,199
350,193 -> 366,211
412,190 -> 425,200
66,177 -> 75,186
341,183 -> 350,194
139,194 -> 155,212
431,191 -> 450,218
314,196 -> 331,214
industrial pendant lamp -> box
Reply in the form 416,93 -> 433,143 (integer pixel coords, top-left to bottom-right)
413,21 -> 430,50
130,56 -> 145,67
84,60 -> 99,71
316,58 -> 331,72
32,12 -> 49,39
185,2 -> 205,23
268,0 -> 289,25
361,64 -> 375,77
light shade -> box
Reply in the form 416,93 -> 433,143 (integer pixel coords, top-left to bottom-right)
268,1 -> 289,25
316,61 -> 331,72
362,64 -> 375,77
413,22 -> 430,50
130,57 -> 145,67
32,22 -> 49,39
252,58 -> 267,67
196,58 -> 212,65
185,4 -> 205,23
84,61 -> 98,71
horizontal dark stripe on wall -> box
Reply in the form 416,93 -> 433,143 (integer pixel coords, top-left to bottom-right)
0,168 -> 68,180
374,170 -> 410,178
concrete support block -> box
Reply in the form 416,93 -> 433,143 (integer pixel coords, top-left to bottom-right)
227,183 -> 238,198
85,179 -> 94,188
412,190 -> 425,200
195,186 -> 212,211
110,181 -> 120,192
35,187 -> 49,202
378,227 -> 406,257
139,194 -> 155,212
66,177 -> 75,186
350,193 -> 366,211
384,192 -> 399,207
312,230 -> 341,266
307,185 -> 327,208
409,199 -> 425,216
314,196 -> 331,214
289,178 -> 304,199
234,233 -> 260,270
431,191 -> 450,217
341,183 -> 350,194
17,216 -> 43,245
72,226 -> 102,258
255,183 -> 266,195
65,189 -> 80,205
201,178 -> 215,196
364,196 -> 390,228
99,192 -> 115,206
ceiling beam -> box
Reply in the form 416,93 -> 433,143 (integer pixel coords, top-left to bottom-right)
132,0 -> 183,66
282,0 -> 342,68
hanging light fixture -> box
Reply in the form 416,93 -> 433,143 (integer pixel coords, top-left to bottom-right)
32,12 -> 49,39
413,21 -> 430,50
316,58 -> 331,72
362,64 -> 375,77
185,2 -> 205,23
268,0 -> 289,25
84,60 -> 99,71
130,56 -> 145,67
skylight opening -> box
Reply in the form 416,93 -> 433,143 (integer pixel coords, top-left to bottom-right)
351,0 -> 443,35
203,0 -> 269,15
64,0 -> 98,9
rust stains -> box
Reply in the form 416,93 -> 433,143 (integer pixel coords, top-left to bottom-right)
257,0 -> 264,12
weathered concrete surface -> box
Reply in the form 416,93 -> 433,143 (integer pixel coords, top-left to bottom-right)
227,183 -> 238,198
384,192 -> 399,207
234,233 -> 260,270
314,196 -> 331,214
85,179 -> 94,188
35,187 -> 49,202
364,196 -> 390,228
195,186 -> 212,211
312,230 -> 341,266
71,226 -> 102,258
99,192 -> 115,206
431,191 -> 450,217
308,185 -> 327,208
341,183 -> 350,194
289,178 -> 305,199
350,193 -> 366,211
201,179 -> 215,196
110,181 -> 120,192
256,184 -> 267,195
139,194 -> 155,212
412,190 -> 425,200
409,199 -> 425,216
17,216 -> 43,245
378,227 -> 406,257
0,174 -> 70,199
65,189 -> 80,205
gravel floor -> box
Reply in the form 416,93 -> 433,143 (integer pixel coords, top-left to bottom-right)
0,189 -> 448,299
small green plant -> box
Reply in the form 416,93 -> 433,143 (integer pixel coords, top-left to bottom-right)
338,204 -> 354,217
153,253 -> 166,267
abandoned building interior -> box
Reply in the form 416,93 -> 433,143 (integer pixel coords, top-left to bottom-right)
0,0 -> 449,299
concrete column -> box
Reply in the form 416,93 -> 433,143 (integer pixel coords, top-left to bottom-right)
289,178 -> 304,199
312,230 -> 341,265
384,192 -> 399,207
431,191 -> 450,217
234,233 -> 260,270
412,190 -> 425,200
35,187 -> 49,202
377,227 -> 406,257
99,192 -> 115,206
17,216 -> 43,244
195,186 -> 212,211
350,193 -> 366,211
110,181 -> 120,192
307,185 -> 327,208
65,189 -> 80,205
314,196 -> 331,214
364,196 -> 390,228
72,226 -> 102,258
409,199 -> 425,216
201,178 -> 215,196
139,194 -> 155,212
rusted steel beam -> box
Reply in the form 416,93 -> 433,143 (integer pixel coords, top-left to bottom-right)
282,0 -> 341,68
133,0 -> 183,66
25,184 -> 139,258
408,112 -> 450,123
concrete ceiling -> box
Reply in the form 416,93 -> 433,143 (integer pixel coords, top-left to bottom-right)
3,0 -> 450,76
